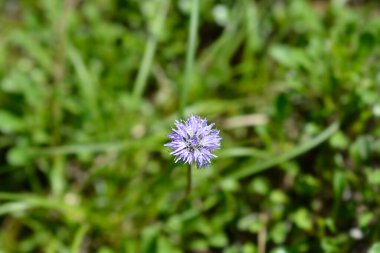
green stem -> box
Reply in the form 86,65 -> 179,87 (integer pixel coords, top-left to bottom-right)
176,164 -> 192,210
186,164 -> 192,196
179,0 -> 199,118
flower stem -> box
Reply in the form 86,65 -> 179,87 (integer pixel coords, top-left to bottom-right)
175,164 -> 192,210
185,164 -> 192,196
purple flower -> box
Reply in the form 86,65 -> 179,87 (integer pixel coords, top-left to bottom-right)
164,115 -> 222,168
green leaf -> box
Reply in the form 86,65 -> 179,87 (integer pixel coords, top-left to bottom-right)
270,45 -> 311,69
141,225 -> 160,253
249,177 -> 270,195
0,110 -> 24,133
220,178 -> 240,192
243,243 -> 257,253
209,233 -> 228,248
366,169 -> 380,185
333,171 -> 346,203
359,212 -> 374,227
292,208 -> 312,231
330,131 -> 349,150
270,222 -> 288,244
269,190 -> 288,204
7,146 -> 32,166
369,243 -> 380,253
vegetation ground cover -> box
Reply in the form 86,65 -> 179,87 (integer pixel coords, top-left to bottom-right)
1,0 -> 380,252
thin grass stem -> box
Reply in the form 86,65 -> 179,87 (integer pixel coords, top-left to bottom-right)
133,0 -> 168,101
132,36 -> 157,100
179,0 -> 199,118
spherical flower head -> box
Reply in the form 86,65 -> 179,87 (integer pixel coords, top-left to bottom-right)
164,115 -> 222,168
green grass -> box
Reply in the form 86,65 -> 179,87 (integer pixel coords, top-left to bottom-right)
1,0 -> 380,252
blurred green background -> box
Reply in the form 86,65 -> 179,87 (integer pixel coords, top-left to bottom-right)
1,0 -> 380,252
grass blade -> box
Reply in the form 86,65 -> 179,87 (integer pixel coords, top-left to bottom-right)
228,121 -> 340,180
179,0 -> 199,117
